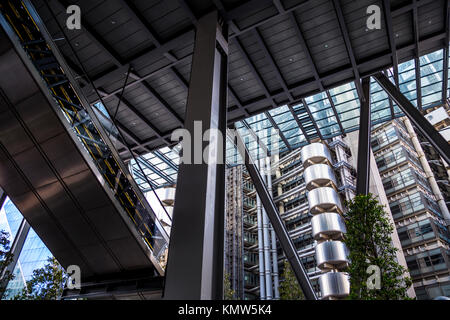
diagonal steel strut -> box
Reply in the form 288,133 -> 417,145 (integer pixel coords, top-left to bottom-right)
233,130 -> 317,300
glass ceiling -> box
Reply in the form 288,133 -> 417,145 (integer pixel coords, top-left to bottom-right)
125,45 -> 449,192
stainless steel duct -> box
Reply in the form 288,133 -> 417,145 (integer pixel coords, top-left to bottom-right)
301,142 -> 349,299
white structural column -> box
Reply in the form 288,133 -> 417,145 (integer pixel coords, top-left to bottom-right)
256,159 -> 266,299
260,157 -> 273,299
266,157 -> 280,299
403,118 -> 450,225
344,131 -> 416,298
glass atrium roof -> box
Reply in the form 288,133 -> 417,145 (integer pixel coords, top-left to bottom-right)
127,46 -> 449,192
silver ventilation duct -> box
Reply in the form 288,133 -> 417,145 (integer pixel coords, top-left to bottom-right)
301,143 -> 350,299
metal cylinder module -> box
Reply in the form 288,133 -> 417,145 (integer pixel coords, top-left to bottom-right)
301,142 -> 350,299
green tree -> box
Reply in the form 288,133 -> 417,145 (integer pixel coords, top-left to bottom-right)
279,260 -> 304,300
343,194 -> 412,300
0,230 -> 14,298
14,257 -> 67,300
224,272 -> 236,300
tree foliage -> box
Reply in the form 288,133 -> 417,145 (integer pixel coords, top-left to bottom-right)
14,257 -> 67,300
343,194 -> 412,300
224,272 -> 236,300
0,230 -> 14,298
279,260 -> 304,300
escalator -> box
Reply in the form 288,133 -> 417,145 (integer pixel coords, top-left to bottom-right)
0,0 -> 169,297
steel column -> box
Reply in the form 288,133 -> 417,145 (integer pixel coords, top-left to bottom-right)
0,187 -> 6,209
356,77 -> 371,195
373,72 -> 450,165
164,11 -> 228,300
234,132 -> 317,300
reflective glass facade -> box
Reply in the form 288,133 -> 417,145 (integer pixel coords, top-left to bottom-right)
0,198 -> 52,299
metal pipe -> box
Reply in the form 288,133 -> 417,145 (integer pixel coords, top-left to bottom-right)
266,157 -> 280,299
260,158 -> 273,299
256,159 -> 266,299
333,138 -> 355,201
234,131 -> 317,299
403,118 -> 450,225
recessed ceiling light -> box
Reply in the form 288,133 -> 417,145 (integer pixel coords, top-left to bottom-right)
155,112 -> 159,116
395,33 -> 399,37
111,20 -> 116,24
131,121 -> 137,126
324,44 -> 329,48
240,77 -> 245,81
289,58 -> 294,62
74,42 -> 79,47
365,28 -> 369,32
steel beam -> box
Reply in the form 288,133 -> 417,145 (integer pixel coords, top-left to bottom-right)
136,157 -> 174,185
289,12 -> 324,92
164,11 -> 228,300
442,0 -> 449,102
233,131 -> 317,300
0,187 -> 6,209
242,120 -> 270,156
153,150 -> 179,172
382,0 -> 399,86
326,90 -> 345,134
228,85 -> 250,116
287,104 -> 311,143
356,78 -> 371,195
138,80 -> 184,126
252,28 -> 293,102
265,111 -> 292,151
373,72 -> 450,165
301,98 -> 324,140
412,1 -> 423,110
385,69 -> 396,118
332,0 -> 364,99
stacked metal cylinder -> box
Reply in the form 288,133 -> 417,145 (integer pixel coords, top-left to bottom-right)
301,143 -> 350,299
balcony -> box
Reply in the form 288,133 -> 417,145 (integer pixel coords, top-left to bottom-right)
243,214 -> 257,227
243,232 -> 257,246
243,252 -> 258,266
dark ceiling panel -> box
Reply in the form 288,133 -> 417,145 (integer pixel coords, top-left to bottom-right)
28,0 -> 448,153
